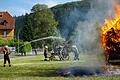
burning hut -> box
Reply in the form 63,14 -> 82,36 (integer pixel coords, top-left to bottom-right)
101,3 -> 120,69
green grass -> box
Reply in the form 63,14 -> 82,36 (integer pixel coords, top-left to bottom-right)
0,54 -> 119,80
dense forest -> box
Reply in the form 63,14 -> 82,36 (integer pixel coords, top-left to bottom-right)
15,0 -> 92,48
51,0 -> 91,40
15,0 -> 120,57
15,4 -> 59,48
15,0 -> 91,40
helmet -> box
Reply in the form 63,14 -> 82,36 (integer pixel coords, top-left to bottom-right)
45,46 -> 48,48
5,45 -> 8,48
72,45 -> 77,48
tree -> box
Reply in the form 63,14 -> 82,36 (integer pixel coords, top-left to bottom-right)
31,4 -> 48,12
22,13 -> 34,41
15,15 -> 25,39
31,4 -> 58,48
51,0 -> 90,39
16,4 -> 59,48
32,9 -> 58,38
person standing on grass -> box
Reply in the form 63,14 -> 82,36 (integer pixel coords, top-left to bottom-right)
44,46 -> 48,61
3,45 -> 11,67
72,45 -> 79,60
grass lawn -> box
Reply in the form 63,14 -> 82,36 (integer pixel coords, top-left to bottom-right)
0,54 -> 119,80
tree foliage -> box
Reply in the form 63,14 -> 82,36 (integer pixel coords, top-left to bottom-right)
51,0 -> 91,40
31,4 -> 48,12
18,4 -> 58,48
23,42 -> 32,53
32,8 -> 58,38
22,13 -> 33,41
15,1 -> 91,48
15,15 -> 25,39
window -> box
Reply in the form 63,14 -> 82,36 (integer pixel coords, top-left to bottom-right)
0,20 -> 8,25
3,30 -> 7,37
0,15 -> 2,17
0,13 -> 2,17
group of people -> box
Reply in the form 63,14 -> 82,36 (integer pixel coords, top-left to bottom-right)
43,45 -> 79,61
2,44 -> 79,66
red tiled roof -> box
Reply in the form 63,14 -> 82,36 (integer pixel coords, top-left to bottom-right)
0,12 -> 15,30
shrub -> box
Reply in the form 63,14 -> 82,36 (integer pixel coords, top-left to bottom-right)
23,42 -> 32,53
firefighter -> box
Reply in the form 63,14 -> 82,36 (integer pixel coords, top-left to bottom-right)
3,45 -> 11,67
72,45 -> 79,60
44,46 -> 48,61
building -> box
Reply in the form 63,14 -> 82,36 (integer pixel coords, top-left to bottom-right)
0,11 -> 15,39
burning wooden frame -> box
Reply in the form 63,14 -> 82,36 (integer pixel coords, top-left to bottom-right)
101,2 -> 120,68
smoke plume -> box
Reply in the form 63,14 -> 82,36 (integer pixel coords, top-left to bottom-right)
63,0 -> 115,65
74,0 -> 113,52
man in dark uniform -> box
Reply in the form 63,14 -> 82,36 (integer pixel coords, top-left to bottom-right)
44,46 -> 48,61
3,45 -> 11,67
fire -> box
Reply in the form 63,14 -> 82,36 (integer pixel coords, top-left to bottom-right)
102,5 -> 120,34
101,2 -> 120,65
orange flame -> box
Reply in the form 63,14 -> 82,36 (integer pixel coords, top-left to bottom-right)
101,1 -> 120,65
101,5 -> 120,34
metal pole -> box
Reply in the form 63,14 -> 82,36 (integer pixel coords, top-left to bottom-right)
18,29 -> 20,54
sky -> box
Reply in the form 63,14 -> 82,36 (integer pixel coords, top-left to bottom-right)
0,0 -> 80,16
